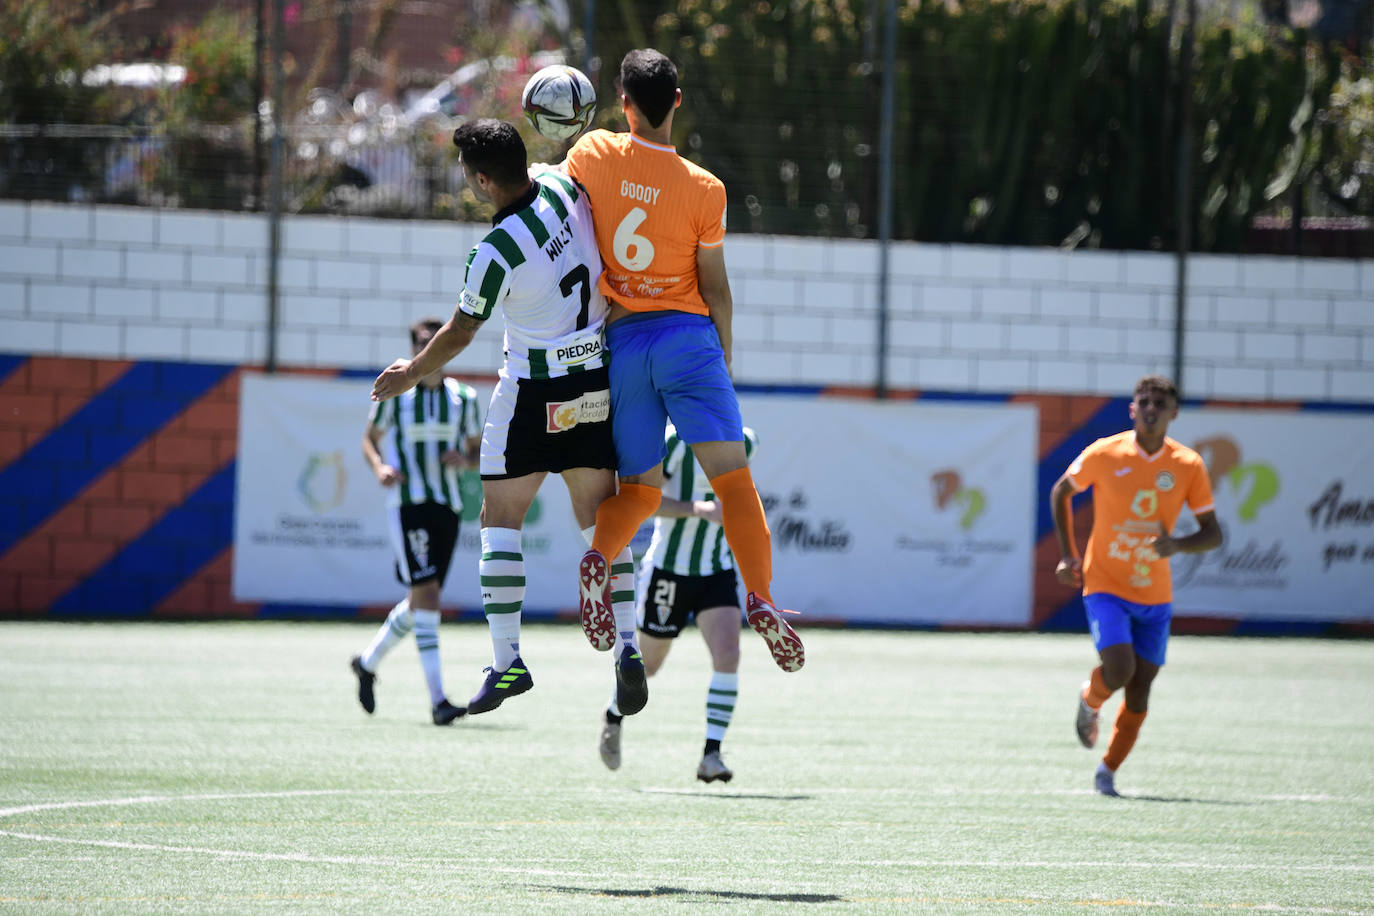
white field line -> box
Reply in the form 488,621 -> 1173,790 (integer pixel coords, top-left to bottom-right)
2,789 -> 1372,893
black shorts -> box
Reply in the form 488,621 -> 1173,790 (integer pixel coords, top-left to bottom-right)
638,567 -> 741,638
480,366 -> 617,479
389,501 -> 460,587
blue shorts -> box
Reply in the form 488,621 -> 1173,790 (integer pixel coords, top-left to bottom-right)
604,311 -> 744,476
1084,592 -> 1172,666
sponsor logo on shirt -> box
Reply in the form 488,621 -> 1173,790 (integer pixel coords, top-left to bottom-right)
461,288 -> 487,314
1130,489 -> 1159,519
555,337 -> 602,364
545,390 -> 610,432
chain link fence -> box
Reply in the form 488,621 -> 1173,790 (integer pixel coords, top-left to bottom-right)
2,0 -> 1369,254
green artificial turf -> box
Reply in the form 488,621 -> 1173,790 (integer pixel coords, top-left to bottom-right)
1,621 -> 1370,914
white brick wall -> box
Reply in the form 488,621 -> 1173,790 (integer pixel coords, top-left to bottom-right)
0,200 -> 1369,402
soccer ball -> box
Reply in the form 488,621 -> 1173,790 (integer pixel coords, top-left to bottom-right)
521,65 -> 596,141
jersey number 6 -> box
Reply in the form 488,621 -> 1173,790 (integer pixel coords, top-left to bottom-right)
613,207 -> 655,271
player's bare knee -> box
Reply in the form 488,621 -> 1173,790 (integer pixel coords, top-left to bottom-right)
1100,646 -> 1136,689
708,644 -> 740,672
694,441 -> 747,480
410,581 -> 441,608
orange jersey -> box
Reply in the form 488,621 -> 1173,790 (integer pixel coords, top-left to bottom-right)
565,129 -> 727,316
1067,432 -> 1215,604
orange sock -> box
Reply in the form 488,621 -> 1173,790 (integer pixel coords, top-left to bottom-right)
709,466 -> 773,603
1102,706 -> 1147,771
590,483 -> 660,559
1083,666 -> 1113,710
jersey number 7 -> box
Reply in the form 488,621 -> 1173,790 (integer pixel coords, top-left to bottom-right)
559,263 -> 591,330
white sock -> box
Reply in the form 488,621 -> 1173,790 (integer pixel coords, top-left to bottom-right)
481,527 -> 524,669
412,609 -> 445,706
705,671 -> 738,743
607,686 -> 622,718
360,598 -> 412,671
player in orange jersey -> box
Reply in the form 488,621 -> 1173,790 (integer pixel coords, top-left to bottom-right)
1050,375 -> 1223,796
560,48 -> 804,678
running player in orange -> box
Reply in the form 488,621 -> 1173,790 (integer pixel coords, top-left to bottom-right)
560,48 -> 804,679
1050,375 -> 1222,796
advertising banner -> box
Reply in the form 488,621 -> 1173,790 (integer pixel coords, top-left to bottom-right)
232,373 -> 585,610
737,394 -> 1037,625
1167,409 -> 1374,620
234,378 -> 1037,624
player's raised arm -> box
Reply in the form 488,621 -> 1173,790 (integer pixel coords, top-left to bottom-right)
371,311 -> 482,402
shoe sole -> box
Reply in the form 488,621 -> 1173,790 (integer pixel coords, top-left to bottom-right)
747,607 -> 805,672
350,656 -> 376,714
432,707 -> 467,726
697,769 -> 733,784
579,551 -> 616,652
615,657 -> 649,716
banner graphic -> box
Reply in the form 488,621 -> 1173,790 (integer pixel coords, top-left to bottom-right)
738,394 -> 1037,625
1167,409 -> 1374,620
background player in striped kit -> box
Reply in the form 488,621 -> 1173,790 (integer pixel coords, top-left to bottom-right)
372,119 -> 648,719
351,317 -> 482,725
598,425 -> 759,783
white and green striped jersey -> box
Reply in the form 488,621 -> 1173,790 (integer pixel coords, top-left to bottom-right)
643,425 -> 759,577
458,172 -> 609,380
369,378 -> 481,510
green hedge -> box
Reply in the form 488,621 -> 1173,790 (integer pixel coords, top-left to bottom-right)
637,0 -> 1347,251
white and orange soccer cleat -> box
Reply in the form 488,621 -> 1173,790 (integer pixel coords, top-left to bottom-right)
1076,682 -> 1100,748
745,593 -> 805,672
578,548 -> 616,651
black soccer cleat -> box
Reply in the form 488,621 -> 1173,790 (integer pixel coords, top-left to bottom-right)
614,646 -> 649,716
350,655 -> 376,714
431,698 -> 467,726
467,657 -> 534,715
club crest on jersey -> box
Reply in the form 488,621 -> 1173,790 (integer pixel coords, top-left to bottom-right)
546,390 -> 610,432
1155,470 -> 1175,491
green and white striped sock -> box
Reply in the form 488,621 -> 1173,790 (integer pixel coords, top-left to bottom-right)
610,547 -> 638,651
360,598 -> 412,671
705,671 -> 738,744
481,527 -> 524,670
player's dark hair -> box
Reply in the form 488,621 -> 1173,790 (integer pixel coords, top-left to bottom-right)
410,317 -> 443,347
1134,374 -> 1179,403
452,119 -> 528,189
619,49 -> 678,128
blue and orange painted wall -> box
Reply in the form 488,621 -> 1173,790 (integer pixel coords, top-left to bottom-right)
2,355 -> 1369,634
